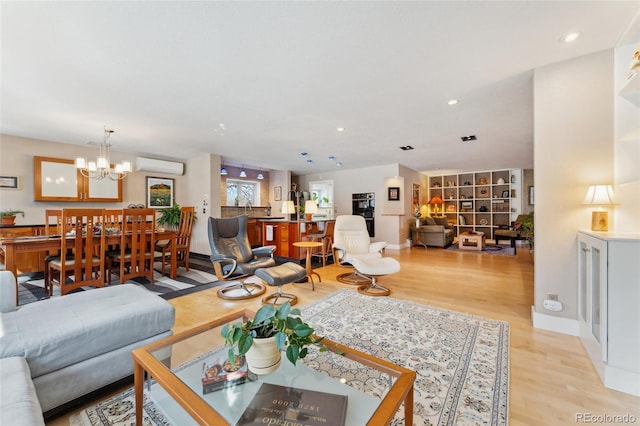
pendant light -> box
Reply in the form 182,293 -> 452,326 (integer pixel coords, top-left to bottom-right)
257,169 -> 264,180
239,165 -> 247,178
220,162 -> 228,175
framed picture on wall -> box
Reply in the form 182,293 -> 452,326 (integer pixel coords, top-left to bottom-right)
274,186 -> 282,201
0,176 -> 18,189
388,186 -> 400,201
146,177 -> 174,208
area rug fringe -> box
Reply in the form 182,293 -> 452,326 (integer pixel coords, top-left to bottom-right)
70,289 -> 510,426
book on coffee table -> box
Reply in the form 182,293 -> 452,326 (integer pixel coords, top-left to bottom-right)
236,382 -> 348,426
201,353 -> 250,394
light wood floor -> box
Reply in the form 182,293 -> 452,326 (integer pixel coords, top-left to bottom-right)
48,244 -> 640,425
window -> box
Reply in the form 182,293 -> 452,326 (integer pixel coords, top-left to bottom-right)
226,180 -> 260,206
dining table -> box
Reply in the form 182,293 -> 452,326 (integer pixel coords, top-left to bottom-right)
0,229 -> 177,305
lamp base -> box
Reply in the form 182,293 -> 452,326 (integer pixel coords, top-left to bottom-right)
591,211 -> 608,231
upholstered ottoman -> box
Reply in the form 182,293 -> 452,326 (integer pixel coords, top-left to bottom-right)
0,282 -> 175,413
255,262 -> 307,305
0,357 -> 45,426
349,257 -> 400,296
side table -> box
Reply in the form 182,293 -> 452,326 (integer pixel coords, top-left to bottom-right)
292,241 -> 322,289
412,226 -> 427,249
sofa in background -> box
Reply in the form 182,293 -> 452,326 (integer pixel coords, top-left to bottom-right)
0,271 -> 175,423
413,216 -> 455,247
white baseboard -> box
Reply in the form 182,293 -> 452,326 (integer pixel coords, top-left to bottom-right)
605,365 -> 640,396
531,306 -> 580,336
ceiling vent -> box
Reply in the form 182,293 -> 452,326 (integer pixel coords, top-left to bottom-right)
461,135 -> 477,142
135,157 -> 184,175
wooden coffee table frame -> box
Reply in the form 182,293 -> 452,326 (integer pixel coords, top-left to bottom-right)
132,309 -> 415,426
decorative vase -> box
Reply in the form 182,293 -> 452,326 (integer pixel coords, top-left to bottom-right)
415,218 -> 420,228
245,336 -> 281,375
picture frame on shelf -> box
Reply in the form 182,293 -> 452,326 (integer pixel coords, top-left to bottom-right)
388,186 -> 400,201
146,177 -> 174,208
501,190 -> 509,198
461,201 -> 473,209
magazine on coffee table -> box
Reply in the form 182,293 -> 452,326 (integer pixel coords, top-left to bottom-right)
236,382 -> 347,426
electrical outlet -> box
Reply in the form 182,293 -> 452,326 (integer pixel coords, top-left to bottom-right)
543,299 -> 563,312
546,293 -> 558,301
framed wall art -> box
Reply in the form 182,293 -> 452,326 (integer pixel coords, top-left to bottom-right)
0,176 -> 18,189
146,177 -> 174,208
388,186 -> 400,201
274,186 -> 282,201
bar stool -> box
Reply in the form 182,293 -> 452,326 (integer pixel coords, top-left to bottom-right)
308,221 -> 335,267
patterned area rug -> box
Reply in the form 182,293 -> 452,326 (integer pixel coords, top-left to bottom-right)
445,243 -> 516,256
18,260 -> 225,305
70,289 -> 509,426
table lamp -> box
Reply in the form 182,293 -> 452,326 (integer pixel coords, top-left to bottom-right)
428,195 -> 444,216
582,185 -> 616,231
304,200 -> 318,221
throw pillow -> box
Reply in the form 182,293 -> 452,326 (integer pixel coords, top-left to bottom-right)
433,216 -> 449,227
423,216 -> 436,226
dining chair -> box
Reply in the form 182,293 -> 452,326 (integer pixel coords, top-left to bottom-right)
46,208 -> 106,296
43,209 -> 63,294
155,206 -> 195,276
103,209 -> 123,252
107,208 -> 156,285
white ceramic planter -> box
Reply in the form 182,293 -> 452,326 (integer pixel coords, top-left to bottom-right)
245,336 -> 281,375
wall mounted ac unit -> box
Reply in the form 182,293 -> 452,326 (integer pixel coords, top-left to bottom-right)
136,157 -> 184,175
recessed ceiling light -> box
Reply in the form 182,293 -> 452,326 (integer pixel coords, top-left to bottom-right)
336,161 -> 342,166
561,32 -> 580,43
399,145 -> 414,151
447,99 -> 458,105
328,155 -> 335,160
301,152 -> 307,157
337,127 -> 345,132
306,159 -> 313,164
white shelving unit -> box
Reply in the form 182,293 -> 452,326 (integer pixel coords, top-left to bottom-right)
428,169 -> 521,239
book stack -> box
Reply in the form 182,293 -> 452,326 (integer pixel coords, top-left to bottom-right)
201,354 -> 250,394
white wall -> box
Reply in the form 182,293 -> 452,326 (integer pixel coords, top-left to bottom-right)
533,49 -> 614,320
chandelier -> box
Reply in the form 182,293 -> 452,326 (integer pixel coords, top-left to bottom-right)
75,126 -> 132,180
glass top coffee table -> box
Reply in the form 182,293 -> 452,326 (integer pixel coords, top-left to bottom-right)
132,309 -> 415,426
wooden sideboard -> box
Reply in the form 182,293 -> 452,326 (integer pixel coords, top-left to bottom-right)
0,225 -> 47,274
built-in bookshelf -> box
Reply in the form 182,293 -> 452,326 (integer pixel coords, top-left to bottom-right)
428,169 -> 522,239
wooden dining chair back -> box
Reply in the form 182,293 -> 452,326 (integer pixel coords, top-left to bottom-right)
47,208 -> 106,296
103,209 -> 123,252
44,209 -> 64,235
108,208 -> 156,285
156,206 -> 195,276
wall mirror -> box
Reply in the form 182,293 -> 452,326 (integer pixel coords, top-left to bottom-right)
309,180 -> 334,208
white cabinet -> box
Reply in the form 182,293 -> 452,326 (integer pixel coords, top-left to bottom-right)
578,230 -> 640,396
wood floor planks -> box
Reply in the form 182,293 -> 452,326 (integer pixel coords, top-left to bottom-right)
48,244 -> 640,425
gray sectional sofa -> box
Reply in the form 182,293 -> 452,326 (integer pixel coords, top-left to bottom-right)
0,271 -> 175,424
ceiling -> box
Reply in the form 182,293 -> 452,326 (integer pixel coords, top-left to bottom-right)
2,1 -> 639,176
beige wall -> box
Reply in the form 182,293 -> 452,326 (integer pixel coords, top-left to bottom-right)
533,49 -> 614,320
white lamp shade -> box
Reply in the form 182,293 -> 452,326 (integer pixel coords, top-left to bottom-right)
304,200 -> 318,214
281,200 -> 296,214
583,185 -> 616,205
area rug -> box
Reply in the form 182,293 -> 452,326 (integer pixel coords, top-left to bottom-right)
18,260 -> 224,305
445,243 -> 516,256
70,289 -> 509,426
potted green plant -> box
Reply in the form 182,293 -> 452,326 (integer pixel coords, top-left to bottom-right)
520,211 -> 534,252
0,209 -> 25,226
221,302 -> 325,375
156,203 -> 181,230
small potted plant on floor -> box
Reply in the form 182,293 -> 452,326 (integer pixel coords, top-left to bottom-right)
221,302 -> 325,375
0,209 -> 25,226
